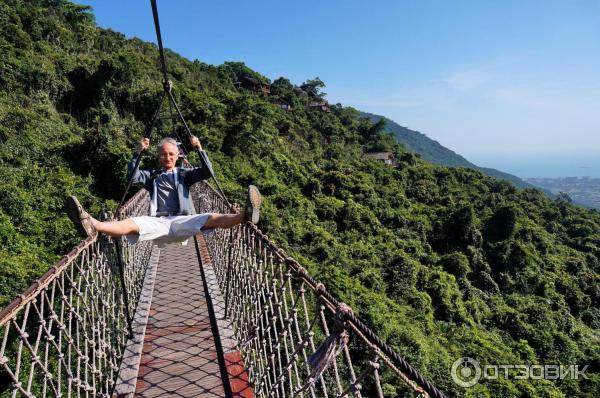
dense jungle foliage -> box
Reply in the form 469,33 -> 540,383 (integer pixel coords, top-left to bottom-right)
0,1 -> 598,396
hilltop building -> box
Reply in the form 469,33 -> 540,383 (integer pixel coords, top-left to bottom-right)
293,86 -> 308,97
234,75 -> 271,94
363,151 -> 396,166
276,100 -> 292,111
309,101 -> 331,113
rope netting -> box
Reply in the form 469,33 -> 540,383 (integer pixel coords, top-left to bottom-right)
194,183 -> 446,398
0,190 -> 154,398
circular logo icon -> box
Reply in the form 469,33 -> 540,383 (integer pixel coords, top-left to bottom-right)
451,357 -> 482,387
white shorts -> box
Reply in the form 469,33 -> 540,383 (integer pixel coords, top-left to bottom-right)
126,214 -> 212,247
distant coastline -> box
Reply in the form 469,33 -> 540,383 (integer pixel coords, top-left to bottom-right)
466,153 -> 600,179
526,176 -> 600,209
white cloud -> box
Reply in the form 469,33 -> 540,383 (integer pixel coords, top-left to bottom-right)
441,56 -> 526,91
343,97 -> 425,109
443,68 -> 493,91
490,84 -> 600,116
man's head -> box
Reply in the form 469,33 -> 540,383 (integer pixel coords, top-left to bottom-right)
157,137 -> 179,171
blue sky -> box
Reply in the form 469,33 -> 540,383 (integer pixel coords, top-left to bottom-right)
79,0 -> 600,178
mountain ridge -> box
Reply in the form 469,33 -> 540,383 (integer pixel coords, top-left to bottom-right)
360,111 -> 549,192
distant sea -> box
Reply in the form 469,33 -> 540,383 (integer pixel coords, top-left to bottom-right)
466,152 -> 600,179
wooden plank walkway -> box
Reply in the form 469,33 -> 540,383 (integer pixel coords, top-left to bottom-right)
134,239 -> 227,397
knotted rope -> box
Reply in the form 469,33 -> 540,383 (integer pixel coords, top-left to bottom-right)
308,302 -> 352,381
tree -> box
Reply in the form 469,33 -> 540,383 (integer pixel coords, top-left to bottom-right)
300,77 -> 326,99
556,191 -> 573,204
484,204 -> 519,242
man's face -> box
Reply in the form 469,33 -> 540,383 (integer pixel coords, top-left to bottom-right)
158,143 -> 179,171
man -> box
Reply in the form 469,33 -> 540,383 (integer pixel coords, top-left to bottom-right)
66,135 -> 260,246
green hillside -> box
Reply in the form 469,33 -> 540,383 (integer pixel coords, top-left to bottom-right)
0,1 -> 598,397
360,112 -> 548,192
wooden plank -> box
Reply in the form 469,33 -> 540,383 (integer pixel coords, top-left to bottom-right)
135,241 -> 226,398
113,246 -> 161,398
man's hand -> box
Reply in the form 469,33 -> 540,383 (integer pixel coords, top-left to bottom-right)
137,138 -> 150,154
190,135 -> 203,151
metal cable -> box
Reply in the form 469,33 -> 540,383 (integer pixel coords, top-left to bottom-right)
150,0 -> 169,85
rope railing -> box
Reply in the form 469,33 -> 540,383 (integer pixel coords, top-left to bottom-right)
0,189 -> 154,398
193,183 -> 447,398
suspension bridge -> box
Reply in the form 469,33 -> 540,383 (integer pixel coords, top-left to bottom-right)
0,1 -> 449,396
0,183 -> 447,398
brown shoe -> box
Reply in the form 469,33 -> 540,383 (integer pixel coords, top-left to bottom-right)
245,185 -> 261,224
65,196 -> 96,238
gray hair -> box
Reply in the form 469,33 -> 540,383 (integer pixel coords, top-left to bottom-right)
157,137 -> 179,154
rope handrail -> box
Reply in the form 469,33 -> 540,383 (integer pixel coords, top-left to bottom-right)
194,182 -> 447,398
0,189 -> 153,397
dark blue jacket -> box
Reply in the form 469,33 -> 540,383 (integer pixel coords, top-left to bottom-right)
127,151 -> 214,216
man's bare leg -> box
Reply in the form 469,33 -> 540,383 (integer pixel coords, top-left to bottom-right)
90,213 -> 242,238
91,218 -> 140,237
203,185 -> 261,229
67,186 -> 261,240
204,213 -> 245,229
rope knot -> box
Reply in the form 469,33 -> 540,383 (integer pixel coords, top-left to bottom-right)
296,265 -> 309,276
103,210 -> 115,221
285,257 -> 296,267
416,388 -> 430,398
334,302 -> 353,326
307,302 -> 352,381
315,282 -> 326,294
